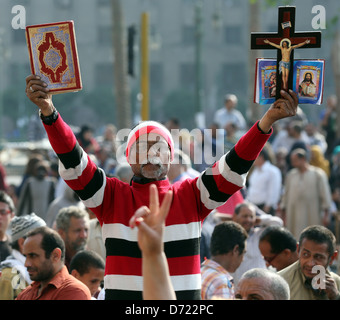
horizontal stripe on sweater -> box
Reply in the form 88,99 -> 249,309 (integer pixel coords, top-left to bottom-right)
105,237 -> 200,258
57,138 -> 252,216
105,255 -> 201,276
104,288 -> 201,300
104,274 -> 201,292
102,221 -> 201,243
58,147 -> 88,181
57,142 -> 83,169
196,149 -> 252,210
225,148 -> 254,175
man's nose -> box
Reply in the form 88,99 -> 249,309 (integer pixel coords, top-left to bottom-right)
305,256 -> 317,267
148,146 -> 160,156
24,258 -> 31,268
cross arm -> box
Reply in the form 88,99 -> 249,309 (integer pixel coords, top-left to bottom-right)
264,39 -> 281,49
251,32 -> 282,50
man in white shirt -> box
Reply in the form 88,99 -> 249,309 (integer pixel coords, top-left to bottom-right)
231,202 -> 283,285
246,148 -> 282,215
213,94 -> 246,133
304,122 -> 328,155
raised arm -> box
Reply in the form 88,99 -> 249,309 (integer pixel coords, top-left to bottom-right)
264,39 -> 281,49
291,39 -> 310,50
195,90 -> 298,221
25,75 -> 107,222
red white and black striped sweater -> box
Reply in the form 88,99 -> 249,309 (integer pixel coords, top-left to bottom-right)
43,114 -> 271,300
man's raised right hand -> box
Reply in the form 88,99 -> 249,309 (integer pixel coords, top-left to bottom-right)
26,74 -> 54,116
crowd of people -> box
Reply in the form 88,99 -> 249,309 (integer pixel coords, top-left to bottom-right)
0,74 -> 339,301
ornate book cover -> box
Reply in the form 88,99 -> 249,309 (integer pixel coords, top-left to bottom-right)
254,58 -> 325,105
254,58 -> 277,105
293,60 -> 325,105
26,21 -> 82,94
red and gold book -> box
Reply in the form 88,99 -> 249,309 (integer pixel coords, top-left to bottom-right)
26,21 -> 82,94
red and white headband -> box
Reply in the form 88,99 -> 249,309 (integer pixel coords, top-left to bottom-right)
126,121 -> 175,163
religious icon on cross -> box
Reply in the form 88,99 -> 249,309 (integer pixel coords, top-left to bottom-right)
251,6 -> 321,100
263,38 -> 310,91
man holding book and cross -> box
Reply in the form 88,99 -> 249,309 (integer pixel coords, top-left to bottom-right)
23,6 -> 323,300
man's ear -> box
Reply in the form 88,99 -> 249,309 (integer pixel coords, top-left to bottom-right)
281,248 -> 292,257
18,238 -> 25,252
233,244 -> 240,255
71,269 -> 80,279
330,250 -> 338,266
51,247 -> 62,262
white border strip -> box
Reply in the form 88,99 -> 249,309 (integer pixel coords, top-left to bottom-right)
217,154 -> 246,187
82,169 -> 107,208
102,221 -> 201,243
59,150 -> 88,181
104,274 -> 201,291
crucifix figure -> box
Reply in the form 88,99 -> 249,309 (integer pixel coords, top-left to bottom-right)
251,6 -> 321,100
264,38 -> 310,91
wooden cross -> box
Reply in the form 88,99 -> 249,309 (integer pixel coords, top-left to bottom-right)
251,6 -> 321,100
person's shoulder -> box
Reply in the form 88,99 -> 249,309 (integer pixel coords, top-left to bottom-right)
328,271 -> 340,295
0,267 -> 15,282
59,274 -> 91,300
63,272 -> 86,287
233,109 -> 245,117
278,260 -> 299,279
310,165 -> 328,178
267,162 -> 282,175
330,271 -> 340,283
214,108 -> 226,116
16,285 -> 33,300
106,175 -> 131,190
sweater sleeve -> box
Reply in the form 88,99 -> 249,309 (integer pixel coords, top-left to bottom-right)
196,121 -> 271,217
43,114 -> 107,223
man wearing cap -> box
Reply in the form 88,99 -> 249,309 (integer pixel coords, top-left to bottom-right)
25,74 -> 298,300
0,213 -> 46,300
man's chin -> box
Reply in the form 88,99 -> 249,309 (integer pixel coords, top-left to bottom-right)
141,165 -> 165,180
28,272 -> 38,281
73,243 -> 87,252
142,172 -> 162,180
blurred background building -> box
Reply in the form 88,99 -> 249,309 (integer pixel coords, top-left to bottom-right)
0,0 -> 339,140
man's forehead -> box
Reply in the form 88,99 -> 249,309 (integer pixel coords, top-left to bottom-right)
23,234 -> 43,253
239,207 -> 255,215
136,132 -> 168,143
300,239 -> 329,255
0,202 -> 9,210
24,233 -> 43,246
69,216 -> 89,228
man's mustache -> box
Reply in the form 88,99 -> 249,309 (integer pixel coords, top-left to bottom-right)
141,157 -> 163,167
